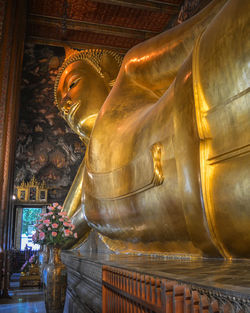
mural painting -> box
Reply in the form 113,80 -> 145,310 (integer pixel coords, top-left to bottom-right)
14,44 -> 85,203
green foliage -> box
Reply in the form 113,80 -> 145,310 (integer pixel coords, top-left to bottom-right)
22,208 -> 42,235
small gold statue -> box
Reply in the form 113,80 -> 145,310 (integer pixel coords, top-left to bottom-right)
55,0 -> 250,259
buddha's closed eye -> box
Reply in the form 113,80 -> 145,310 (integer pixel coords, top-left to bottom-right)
68,77 -> 81,91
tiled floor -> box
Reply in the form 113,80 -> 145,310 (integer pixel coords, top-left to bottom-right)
0,273 -> 46,313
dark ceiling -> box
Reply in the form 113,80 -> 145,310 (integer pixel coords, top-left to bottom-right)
25,0 -> 211,53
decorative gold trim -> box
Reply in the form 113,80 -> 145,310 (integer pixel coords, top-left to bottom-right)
16,176 -> 48,202
17,186 -> 28,201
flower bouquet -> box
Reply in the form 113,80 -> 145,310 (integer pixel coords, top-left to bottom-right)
32,203 -> 75,312
32,202 -> 77,247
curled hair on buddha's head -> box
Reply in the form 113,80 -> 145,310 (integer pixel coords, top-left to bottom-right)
54,46 -> 123,107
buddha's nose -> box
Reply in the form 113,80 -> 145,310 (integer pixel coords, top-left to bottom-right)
59,95 -> 73,117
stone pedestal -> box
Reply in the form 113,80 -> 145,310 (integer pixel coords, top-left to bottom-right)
61,239 -> 250,313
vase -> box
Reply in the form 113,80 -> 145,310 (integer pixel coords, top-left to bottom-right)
39,245 -> 49,283
43,246 -> 67,313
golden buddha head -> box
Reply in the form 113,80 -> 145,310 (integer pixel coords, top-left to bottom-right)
54,47 -> 122,144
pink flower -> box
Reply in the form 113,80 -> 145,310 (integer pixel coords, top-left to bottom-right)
48,206 -> 54,210
59,218 -> 64,222
48,227 -> 51,230
47,212 -> 53,215
52,223 -> 58,229
53,202 -> 59,207
63,222 -> 70,227
38,224 -> 44,229
74,232 -> 78,239
39,232 -> 45,240
52,232 -> 57,237
59,212 -> 67,216
64,229 -> 71,237
52,215 -> 55,219
43,219 -> 51,225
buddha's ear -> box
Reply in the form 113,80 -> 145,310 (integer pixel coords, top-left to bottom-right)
99,52 -> 122,90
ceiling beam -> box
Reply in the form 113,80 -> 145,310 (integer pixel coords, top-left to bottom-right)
26,36 -> 129,54
28,14 -> 158,40
92,0 -> 180,12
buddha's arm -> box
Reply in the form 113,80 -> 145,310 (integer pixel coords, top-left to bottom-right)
62,158 -> 91,249
123,0 -> 228,95
63,158 -> 85,218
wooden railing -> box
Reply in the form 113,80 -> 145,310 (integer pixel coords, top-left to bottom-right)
102,266 -> 248,313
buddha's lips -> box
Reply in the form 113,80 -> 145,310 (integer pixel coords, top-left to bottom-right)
68,100 -> 81,120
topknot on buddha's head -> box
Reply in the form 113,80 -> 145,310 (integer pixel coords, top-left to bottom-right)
54,46 -> 123,107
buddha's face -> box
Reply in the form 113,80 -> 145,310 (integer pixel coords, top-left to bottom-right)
56,60 -> 109,143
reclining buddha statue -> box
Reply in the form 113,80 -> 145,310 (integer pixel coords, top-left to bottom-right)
54,0 -> 250,259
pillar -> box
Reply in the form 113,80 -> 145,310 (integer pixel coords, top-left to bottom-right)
0,0 -> 26,296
